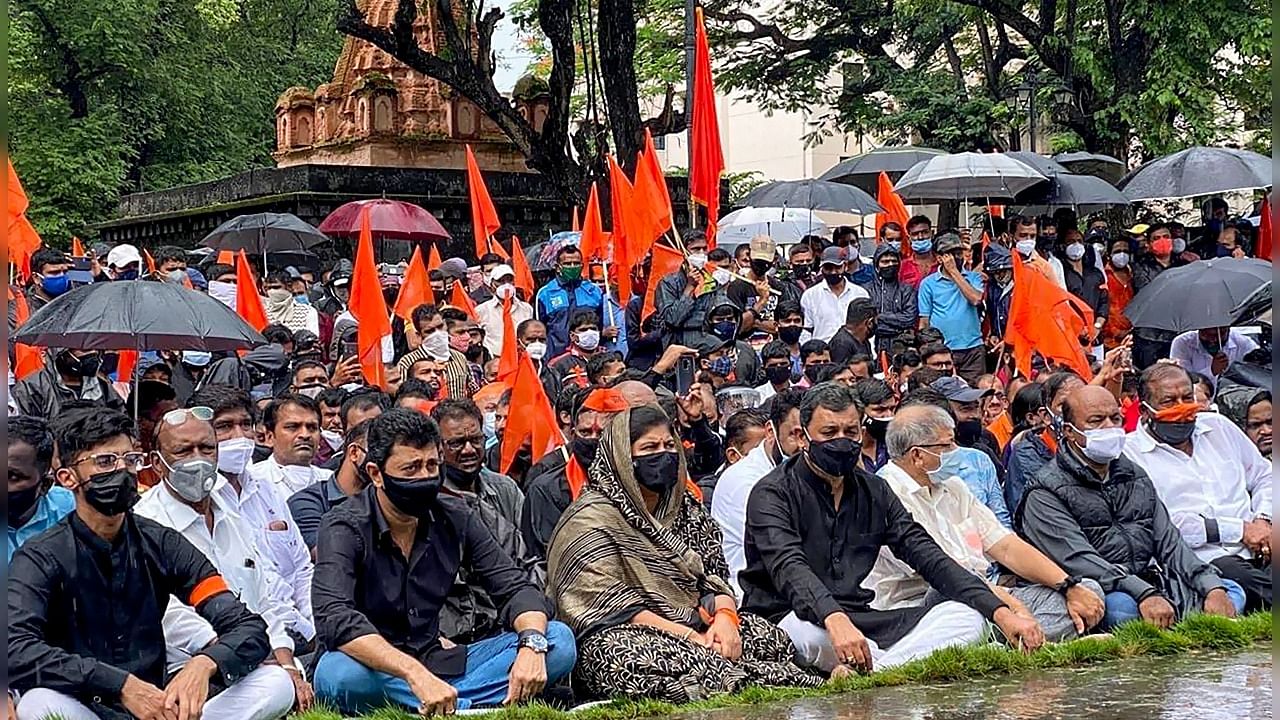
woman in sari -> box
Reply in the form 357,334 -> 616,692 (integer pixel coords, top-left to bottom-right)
546,405 -> 823,702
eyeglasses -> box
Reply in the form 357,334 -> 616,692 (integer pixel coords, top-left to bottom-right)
160,406 -> 214,427
74,452 -> 149,473
443,435 -> 486,452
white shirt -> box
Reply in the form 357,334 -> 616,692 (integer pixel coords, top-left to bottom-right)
134,482 -> 295,657
475,296 -> 534,358
866,462 -> 1011,610
250,455 -> 333,497
1169,329 -> 1259,384
710,442 -> 778,597
214,469 -> 316,639
799,280 -> 869,342
1123,412 -> 1272,563
1045,255 -> 1067,288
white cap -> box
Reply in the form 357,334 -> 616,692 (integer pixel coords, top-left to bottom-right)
488,264 -> 515,283
106,244 -> 143,269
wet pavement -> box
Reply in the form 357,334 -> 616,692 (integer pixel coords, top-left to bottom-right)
680,649 -> 1272,720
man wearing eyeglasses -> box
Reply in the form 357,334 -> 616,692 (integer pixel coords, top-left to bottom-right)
429,399 -> 538,645
9,407 -> 280,720
134,406 -> 309,716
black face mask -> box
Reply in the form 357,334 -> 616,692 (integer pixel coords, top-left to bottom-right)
822,271 -> 844,287
764,365 -> 792,386
778,325 -> 803,345
81,469 -> 139,516
804,362 -> 833,384
55,351 -> 102,378
1036,235 -> 1056,251
634,451 -> 680,493
863,416 -> 890,444
9,484 -> 42,528
791,264 -> 812,280
750,259 -> 773,278
1147,419 -> 1196,446
877,265 -> 899,282
955,419 -> 983,448
380,471 -> 443,518
807,437 -> 860,478
571,437 -> 599,468
445,464 -> 481,490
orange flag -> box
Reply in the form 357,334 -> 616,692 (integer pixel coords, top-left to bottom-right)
497,295 -> 520,383
234,250 -> 269,331
875,171 -> 912,258
116,350 -> 139,384
393,246 -> 434,321
427,242 -> 444,272
607,155 -> 635,305
7,159 -> 42,278
631,128 -> 673,256
1004,251 -> 1094,380
466,145 -> 506,260
8,286 -> 44,380
350,207 -> 392,387
448,279 -> 477,318
689,6 -> 724,247
642,243 -> 687,320
143,249 -> 158,276
501,352 -> 564,474
216,250 -> 235,265
571,206 -> 580,232
1258,195 -> 1272,261
71,237 -> 86,257
510,235 -> 536,299
577,183 -> 607,262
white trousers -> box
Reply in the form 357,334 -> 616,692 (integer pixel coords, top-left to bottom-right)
778,600 -> 987,673
17,665 -> 295,720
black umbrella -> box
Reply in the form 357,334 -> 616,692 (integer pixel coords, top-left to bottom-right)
1053,151 -> 1125,182
1124,258 -> 1273,332
201,212 -> 329,255
1118,146 -> 1271,201
818,146 -> 945,192
1013,173 -> 1132,213
13,280 -> 268,352
1005,151 -> 1069,177
741,179 -> 884,215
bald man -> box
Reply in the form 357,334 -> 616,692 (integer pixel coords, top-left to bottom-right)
614,379 -> 658,407
1018,385 -> 1243,629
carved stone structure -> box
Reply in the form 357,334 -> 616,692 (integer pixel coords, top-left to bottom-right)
273,0 -> 548,171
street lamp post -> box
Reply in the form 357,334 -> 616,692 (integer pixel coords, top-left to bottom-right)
1015,70 -> 1039,153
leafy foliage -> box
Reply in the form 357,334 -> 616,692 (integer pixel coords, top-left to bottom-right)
8,0 -> 343,239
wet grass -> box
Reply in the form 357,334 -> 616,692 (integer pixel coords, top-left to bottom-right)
292,611 -> 1271,720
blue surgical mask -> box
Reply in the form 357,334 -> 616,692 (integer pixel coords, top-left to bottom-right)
294,293 -> 311,305
922,446 -> 966,484
911,239 -> 933,254
39,274 -> 70,296
482,411 -> 497,441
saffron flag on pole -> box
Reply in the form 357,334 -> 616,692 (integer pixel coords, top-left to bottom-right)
688,5 -> 724,247
875,171 -> 912,258
7,159 -> 42,278
71,237 -> 86,257
234,250 -> 269,331
1004,251 -> 1094,380
607,154 -> 636,305
501,351 -> 564,475
1258,195 -> 1272,261
642,243 -> 687,320
449,279 -> 477,318
466,145 -> 506,260
393,245 -> 434,320
350,206 -> 392,388
510,235 -> 536,299
577,183 -> 607,262
8,286 -> 44,380
427,241 -> 444,272
496,295 -> 520,384
631,128 -> 674,255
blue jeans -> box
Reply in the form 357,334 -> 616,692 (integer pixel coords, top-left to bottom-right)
313,622 -> 577,713
1103,580 -> 1247,629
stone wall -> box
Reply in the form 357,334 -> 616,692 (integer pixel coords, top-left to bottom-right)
96,164 -> 705,264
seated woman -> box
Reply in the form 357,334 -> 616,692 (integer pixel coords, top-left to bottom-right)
546,406 -> 823,702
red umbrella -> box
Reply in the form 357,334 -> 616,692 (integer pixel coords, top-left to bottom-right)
319,198 -> 451,243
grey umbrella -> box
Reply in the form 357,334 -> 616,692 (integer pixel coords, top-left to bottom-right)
1005,151 -> 1070,177
741,179 -> 884,215
13,280 -> 268,352
201,212 -> 330,254
818,146 -> 946,192
1123,257 -> 1273,332
1118,146 -> 1271,201
1013,172 -> 1133,213
1053,151 -> 1125,182
894,152 -> 1047,202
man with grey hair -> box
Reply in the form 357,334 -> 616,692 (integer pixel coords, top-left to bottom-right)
867,405 -> 1106,642
739,382 -> 1042,677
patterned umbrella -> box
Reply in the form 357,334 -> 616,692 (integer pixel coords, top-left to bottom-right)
319,198 -> 451,242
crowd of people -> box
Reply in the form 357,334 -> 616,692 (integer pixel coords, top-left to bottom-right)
6,202 -> 1272,719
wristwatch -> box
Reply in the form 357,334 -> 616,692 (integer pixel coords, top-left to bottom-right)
516,629 -> 549,654
1054,575 -> 1083,594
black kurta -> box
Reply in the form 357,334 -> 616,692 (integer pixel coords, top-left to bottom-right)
739,457 -> 1006,648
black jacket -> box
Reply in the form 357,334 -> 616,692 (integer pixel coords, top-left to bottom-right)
8,513 -> 270,719
1017,447 -> 1225,614
11,363 -> 127,418
860,246 -> 918,349
1062,249 -> 1109,321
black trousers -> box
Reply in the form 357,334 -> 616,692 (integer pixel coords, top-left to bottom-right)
952,345 -> 986,385
1212,554 -> 1272,612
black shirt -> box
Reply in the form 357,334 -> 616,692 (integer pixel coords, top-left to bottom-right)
726,277 -> 801,326
739,457 -> 1006,647
289,478 -> 352,549
8,512 -> 270,717
520,462 -> 572,563
828,327 -> 873,366
313,487 -> 551,677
